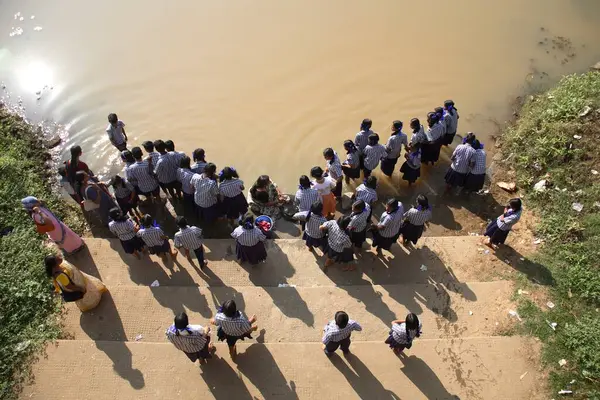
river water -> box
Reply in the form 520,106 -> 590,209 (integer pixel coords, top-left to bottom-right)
1,0 -> 600,193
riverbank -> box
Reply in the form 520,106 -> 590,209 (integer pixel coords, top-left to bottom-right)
497,71 -> 600,398
0,106 -> 85,399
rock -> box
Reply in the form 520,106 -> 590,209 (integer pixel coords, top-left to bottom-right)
497,181 -> 517,193
43,136 -> 61,149
533,179 -> 547,192
591,61 -> 600,71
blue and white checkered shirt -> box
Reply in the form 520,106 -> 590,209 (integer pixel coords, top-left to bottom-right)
355,184 -> 378,205
126,161 -> 159,193
154,153 -> 178,184
191,161 -> 207,174
294,188 -> 321,212
113,181 -> 135,199
191,174 -> 219,207
322,320 -> 362,344
470,149 -> 487,175
348,203 -> 371,232
219,179 -> 244,198
496,210 -> 522,232
146,151 -> 161,170
385,133 -> 408,159
177,168 -> 197,195
403,207 -> 432,226
391,321 -> 422,345
426,123 -> 444,142
165,324 -> 208,353
322,220 -> 352,253
305,214 -> 327,239
214,312 -> 252,337
444,110 -> 459,134
168,151 -> 186,168
363,144 -> 388,170
174,226 -> 203,251
327,153 -> 343,180
344,152 -> 360,169
451,144 -> 476,174
108,219 -> 137,241
379,203 -> 404,238
406,151 -> 422,169
410,125 -> 428,145
354,130 -> 373,155
231,226 -> 266,246
137,226 -> 166,247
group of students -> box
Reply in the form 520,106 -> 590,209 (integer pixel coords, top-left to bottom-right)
165,303 -> 422,365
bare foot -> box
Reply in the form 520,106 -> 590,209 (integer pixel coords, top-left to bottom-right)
342,264 -> 355,271
171,249 -> 178,258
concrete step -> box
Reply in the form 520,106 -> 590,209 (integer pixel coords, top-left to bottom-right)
23,338 -> 540,400
71,237 -> 507,288
63,282 -> 513,342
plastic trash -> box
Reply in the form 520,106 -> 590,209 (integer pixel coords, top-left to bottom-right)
135,334 -> 143,341
520,257 -> 525,261
469,311 -> 473,316
579,105 -> 592,117
533,179 -> 547,192
558,390 -> 573,395
571,203 -> 583,212
517,289 -> 530,295
508,310 -> 522,321
484,250 -> 490,255
150,280 -> 160,287
534,238 -> 543,245
420,264 -> 428,272
33,26 -> 43,31
573,135 -> 582,140
546,320 -> 558,331
592,170 -> 599,175
546,301 -> 555,309
519,371 -> 528,380
277,283 -> 297,288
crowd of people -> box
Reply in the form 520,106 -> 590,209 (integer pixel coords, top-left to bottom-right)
22,101 -> 523,365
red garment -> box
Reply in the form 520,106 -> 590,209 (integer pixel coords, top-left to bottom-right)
257,221 -> 271,231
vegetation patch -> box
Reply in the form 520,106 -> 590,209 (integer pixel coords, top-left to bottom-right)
0,107 -> 84,399
500,72 -> 600,399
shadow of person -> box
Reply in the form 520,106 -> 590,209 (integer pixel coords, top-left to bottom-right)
199,355 -> 253,400
329,353 -> 399,399
234,344 -> 298,399
79,293 -> 145,389
494,246 -> 555,285
399,354 -> 459,400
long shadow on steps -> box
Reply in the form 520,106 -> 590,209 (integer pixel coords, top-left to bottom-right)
329,353 -> 399,399
199,355 -> 253,400
79,292 -> 145,389
399,354 -> 460,400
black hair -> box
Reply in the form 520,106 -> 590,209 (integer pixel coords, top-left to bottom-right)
360,119 -> 372,132
108,113 -> 118,124
57,165 -> 67,177
509,198 -> 522,212
410,118 -> 420,132
142,141 -> 154,152
141,214 -> 153,228
44,255 -> 58,277
323,148 -> 335,159
386,198 -> 399,213
343,140 -> 357,153
255,175 -> 270,189
405,313 -> 419,331
204,162 -> 217,176
220,167 -> 239,182
180,156 -> 191,170
121,150 -> 135,164
464,132 -> 476,145
368,133 -> 380,146
153,140 -> 166,153
337,215 -> 351,231
109,207 -> 127,222
176,216 -> 188,229
444,99 -> 456,116
416,194 -> 429,209
131,146 -> 143,160
174,312 -> 189,333
67,145 -> 83,182
310,166 -> 324,179
73,171 -> 87,198
434,106 -> 444,115
109,175 -> 125,188
240,214 -> 254,229
193,148 -> 206,162
427,112 -> 439,127
335,311 -> 349,329
392,120 -> 403,131
222,300 -> 237,318
306,201 -> 323,222
365,175 -> 377,190
352,199 -> 366,213
164,140 -> 175,152
411,142 -> 422,152
299,175 -> 311,189
471,139 -> 481,150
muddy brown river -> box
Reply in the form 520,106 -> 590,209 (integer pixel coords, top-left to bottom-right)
1,0 -> 600,193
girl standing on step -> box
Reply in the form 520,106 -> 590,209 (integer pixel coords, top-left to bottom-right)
385,313 -> 422,355
442,100 -> 459,146
399,143 -> 422,186
109,175 -> 141,220
311,166 -> 337,219
211,299 -> 258,359
166,312 -> 215,365
341,140 -> 361,184
400,195 -> 432,246
320,215 -> 354,270
347,200 -> 370,250
362,133 -> 388,178
444,133 -> 476,193
323,148 -> 344,201
302,201 -> 328,252
219,166 -> 248,225
484,198 -> 522,249
108,208 -> 145,259
231,214 -> 268,265
371,198 -> 404,254
137,214 -> 178,260
464,140 -> 487,193
177,156 -> 198,217
381,120 -> 408,178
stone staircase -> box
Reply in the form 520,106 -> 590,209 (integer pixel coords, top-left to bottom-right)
22,237 -> 540,399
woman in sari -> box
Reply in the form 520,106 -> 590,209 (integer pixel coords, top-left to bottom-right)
21,196 -> 85,255
74,171 -> 119,226
44,254 -> 107,312
249,175 -> 289,219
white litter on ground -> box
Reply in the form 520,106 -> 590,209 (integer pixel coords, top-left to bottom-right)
278,283 -> 297,288
509,310 -> 522,321
150,280 -> 160,287
571,202 -> 583,212
33,26 -> 43,31
546,320 -> 558,331
546,301 -> 555,309
420,264 -> 428,272
573,135 -> 582,140
135,334 -> 143,341
519,371 -> 528,380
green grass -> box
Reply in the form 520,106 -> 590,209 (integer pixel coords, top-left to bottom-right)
0,109 -> 84,399
502,72 -> 600,398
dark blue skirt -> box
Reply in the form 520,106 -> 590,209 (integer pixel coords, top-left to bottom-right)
302,232 -> 326,250
464,173 -> 485,192
351,229 -> 367,248
236,241 -> 267,265
385,332 -> 412,350
380,157 -> 398,177
443,131 -> 456,146
198,203 -> 220,223
372,230 -> 398,250
432,137 -> 444,163
120,236 -> 145,254
342,165 -> 361,179
444,168 -> 467,187
421,142 -> 436,164
400,221 -> 424,244
217,326 -> 252,347
117,195 -> 138,214
400,162 -> 420,183
221,193 -> 248,219
149,240 -> 171,255
327,246 -> 354,263
484,220 -> 510,245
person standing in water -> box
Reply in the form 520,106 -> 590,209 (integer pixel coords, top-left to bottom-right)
191,148 -> 208,174
464,139 -> 487,193
409,118 -> 427,148
126,146 -> 161,203
443,100 -> 459,146
444,132 -> 476,193
362,133 -> 388,178
154,140 -> 181,200
381,120 -> 408,178
421,112 -> 443,166
354,118 -> 373,170
399,143 -> 422,186
177,156 -> 198,217
142,141 -> 161,171
106,113 -> 128,152
323,148 -> 344,201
